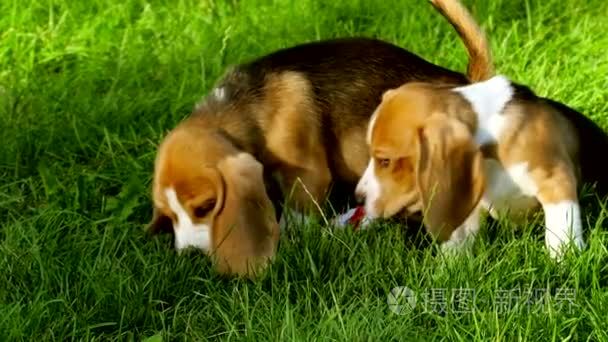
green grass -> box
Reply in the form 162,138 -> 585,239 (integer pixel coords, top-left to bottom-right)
1,0 -> 608,340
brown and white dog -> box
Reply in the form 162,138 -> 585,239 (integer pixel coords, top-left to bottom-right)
356,2 -> 608,259
148,0 -> 493,276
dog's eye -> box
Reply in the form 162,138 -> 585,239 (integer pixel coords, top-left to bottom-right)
193,199 -> 216,218
377,158 -> 391,168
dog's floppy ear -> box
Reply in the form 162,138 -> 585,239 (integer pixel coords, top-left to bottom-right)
147,207 -> 173,235
213,153 -> 280,278
416,115 -> 485,241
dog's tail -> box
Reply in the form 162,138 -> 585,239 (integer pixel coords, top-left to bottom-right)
430,0 -> 493,82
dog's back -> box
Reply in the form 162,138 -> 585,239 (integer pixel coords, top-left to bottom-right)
198,1 -> 494,207
230,37 -> 470,123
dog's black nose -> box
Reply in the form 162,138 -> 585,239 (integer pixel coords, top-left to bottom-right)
355,190 -> 365,203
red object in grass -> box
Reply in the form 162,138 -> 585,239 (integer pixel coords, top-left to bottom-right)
349,206 -> 366,229
333,205 -> 369,230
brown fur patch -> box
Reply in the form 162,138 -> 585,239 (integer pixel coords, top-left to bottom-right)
212,154 -> 279,276
257,72 -> 331,211
496,102 -> 580,204
416,114 -> 486,240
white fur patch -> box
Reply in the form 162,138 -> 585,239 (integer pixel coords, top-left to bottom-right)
356,160 -> 382,218
543,201 -> 584,259
165,188 -> 212,252
454,75 -> 514,145
481,160 -> 540,220
213,86 -> 226,100
195,86 -> 228,110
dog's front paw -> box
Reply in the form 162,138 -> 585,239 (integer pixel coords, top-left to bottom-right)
440,240 -> 464,256
439,235 -> 476,257
547,237 -> 586,260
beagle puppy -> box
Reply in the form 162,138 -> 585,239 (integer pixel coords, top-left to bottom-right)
149,0 -> 493,277
356,75 -> 608,258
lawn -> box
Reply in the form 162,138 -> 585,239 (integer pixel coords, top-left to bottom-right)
1,0 -> 608,340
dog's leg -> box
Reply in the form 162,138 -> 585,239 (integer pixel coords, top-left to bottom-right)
542,200 -> 583,258
440,203 -> 482,254
260,71 -> 335,219
534,166 -> 585,259
277,168 -> 331,229
270,142 -> 332,228
282,163 -> 332,215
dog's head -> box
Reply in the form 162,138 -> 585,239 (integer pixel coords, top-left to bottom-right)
355,83 -> 485,241
149,121 -> 279,277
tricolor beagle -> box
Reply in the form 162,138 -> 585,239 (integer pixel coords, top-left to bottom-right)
356,70 -> 608,259
149,0 -> 493,277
